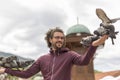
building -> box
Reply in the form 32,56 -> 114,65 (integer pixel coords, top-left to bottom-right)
66,24 -> 95,80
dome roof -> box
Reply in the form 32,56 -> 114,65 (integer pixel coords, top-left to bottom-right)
66,24 -> 90,35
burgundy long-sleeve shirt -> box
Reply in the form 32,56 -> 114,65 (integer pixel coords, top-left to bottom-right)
5,45 -> 97,80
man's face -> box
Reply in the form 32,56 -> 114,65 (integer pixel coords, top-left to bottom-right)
50,32 -> 65,49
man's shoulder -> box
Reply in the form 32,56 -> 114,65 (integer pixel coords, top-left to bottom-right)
40,53 -> 51,58
36,53 -> 51,60
65,50 -> 79,55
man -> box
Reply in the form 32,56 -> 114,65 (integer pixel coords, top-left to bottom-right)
0,27 -> 108,80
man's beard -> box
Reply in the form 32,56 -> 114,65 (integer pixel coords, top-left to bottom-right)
52,41 -> 64,50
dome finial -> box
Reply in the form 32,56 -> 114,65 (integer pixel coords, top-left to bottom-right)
77,17 -> 79,24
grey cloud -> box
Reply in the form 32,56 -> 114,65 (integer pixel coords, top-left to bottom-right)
40,8 -> 67,27
0,0 -> 68,59
11,8 -> 67,46
0,0 -> 31,36
94,57 -> 120,71
0,0 -> 67,41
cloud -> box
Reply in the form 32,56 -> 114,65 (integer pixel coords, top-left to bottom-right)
0,0 -> 68,59
94,56 -> 120,72
0,0 -> 120,71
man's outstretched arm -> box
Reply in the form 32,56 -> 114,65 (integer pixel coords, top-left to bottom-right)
72,35 -> 108,65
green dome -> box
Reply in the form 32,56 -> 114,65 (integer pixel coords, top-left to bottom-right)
66,24 -> 90,35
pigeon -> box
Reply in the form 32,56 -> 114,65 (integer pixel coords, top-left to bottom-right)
0,56 -> 34,70
96,8 -> 119,45
96,8 -> 120,25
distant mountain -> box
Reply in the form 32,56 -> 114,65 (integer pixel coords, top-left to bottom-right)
0,51 -> 34,61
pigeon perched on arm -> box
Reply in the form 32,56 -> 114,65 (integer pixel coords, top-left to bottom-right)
0,56 -> 34,70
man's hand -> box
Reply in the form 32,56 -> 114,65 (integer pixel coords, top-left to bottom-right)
0,67 -> 6,74
92,35 -> 108,46
80,35 -> 99,47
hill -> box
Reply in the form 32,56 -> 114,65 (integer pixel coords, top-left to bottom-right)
0,51 -> 34,61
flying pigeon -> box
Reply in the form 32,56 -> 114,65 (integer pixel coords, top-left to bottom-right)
96,8 -> 120,25
96,8 -> 119,45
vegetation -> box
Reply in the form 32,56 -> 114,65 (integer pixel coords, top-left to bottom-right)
94,70 -> 102,73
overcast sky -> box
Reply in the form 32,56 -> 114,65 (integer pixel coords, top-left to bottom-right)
0,0 -> 120,72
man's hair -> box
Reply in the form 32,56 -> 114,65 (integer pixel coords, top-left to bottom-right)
45,27 -> 66,48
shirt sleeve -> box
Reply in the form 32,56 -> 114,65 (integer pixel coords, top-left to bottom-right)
72,45 -> 97,65
5,59 -> 41,78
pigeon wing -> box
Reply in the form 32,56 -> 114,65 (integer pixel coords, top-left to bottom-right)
96,8 -> 111,23
111,18 -> 120,23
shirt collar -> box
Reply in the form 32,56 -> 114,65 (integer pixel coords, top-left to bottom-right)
49,47 -> 69,56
